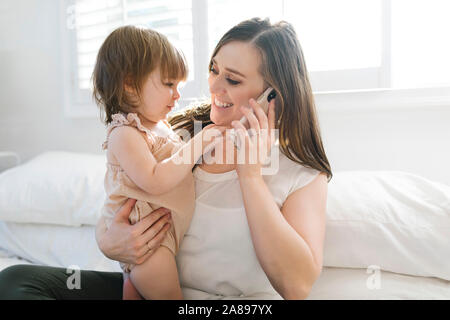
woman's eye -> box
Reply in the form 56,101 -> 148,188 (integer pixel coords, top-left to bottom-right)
165,82 -> 174,87
226,78 -> 240,85
209,66 -> 239,85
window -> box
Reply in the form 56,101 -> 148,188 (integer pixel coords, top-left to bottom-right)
62,0 -> 450,117
208,0 -> 450,91
62,0 -> 196,116
390,0 -> 450,88
75,0 -> 194,90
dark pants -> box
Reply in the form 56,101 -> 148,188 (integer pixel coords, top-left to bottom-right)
0,264 -> 123,300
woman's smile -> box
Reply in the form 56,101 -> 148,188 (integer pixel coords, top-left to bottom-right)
214,96 -> 234,108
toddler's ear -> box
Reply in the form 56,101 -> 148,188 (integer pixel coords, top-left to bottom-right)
123,75 -> 136,94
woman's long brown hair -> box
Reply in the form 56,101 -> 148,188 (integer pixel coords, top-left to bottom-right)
169,18 -> 332,181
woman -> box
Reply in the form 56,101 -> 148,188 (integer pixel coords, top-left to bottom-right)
0,18 -> 331,300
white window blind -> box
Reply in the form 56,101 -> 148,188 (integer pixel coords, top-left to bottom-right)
72,0 -> 193,91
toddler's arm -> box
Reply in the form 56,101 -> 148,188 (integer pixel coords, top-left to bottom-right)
108,124 -> 224,195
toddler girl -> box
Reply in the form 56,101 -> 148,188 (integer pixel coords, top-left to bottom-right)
92,26 -> 224,300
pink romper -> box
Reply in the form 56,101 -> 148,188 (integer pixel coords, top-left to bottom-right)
101,113 -> 195,273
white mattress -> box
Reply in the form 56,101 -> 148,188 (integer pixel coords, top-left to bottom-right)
1,250 -> 448,299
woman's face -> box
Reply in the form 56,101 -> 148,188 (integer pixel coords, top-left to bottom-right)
208,41 -> 265,127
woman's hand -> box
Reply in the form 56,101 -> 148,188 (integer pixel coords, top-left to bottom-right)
96,198 -> 172,265
231,98 -> 276,178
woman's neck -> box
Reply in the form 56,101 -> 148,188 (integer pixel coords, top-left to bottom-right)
198,142 -> 237,173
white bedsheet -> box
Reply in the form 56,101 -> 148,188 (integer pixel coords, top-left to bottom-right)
0,222 -> 120,272
0,250 -> 30,270
1,250 -> 448,299
307,267 -> 450,300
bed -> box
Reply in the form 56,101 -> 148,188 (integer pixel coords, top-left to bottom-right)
0,151 -> 449,300
1,248 -> 448,300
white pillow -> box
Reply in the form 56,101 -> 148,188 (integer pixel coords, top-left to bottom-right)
0,221 -> 120,272
0,151 -> 106,227
324,171 -> 450,281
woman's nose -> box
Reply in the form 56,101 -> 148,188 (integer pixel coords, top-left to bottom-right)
209,75 -> 226,95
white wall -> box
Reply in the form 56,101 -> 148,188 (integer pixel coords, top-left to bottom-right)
0,0 -> 105,162
317,105 -> 450,185
1,0 -> 449,185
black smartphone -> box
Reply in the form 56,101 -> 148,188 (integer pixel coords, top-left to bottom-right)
231,87 -> 276,149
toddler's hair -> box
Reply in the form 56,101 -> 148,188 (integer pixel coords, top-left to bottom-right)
92,25 -> 188,124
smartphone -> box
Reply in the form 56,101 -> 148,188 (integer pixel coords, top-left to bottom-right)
231,87 -> 276,149
238,87 -> 276,129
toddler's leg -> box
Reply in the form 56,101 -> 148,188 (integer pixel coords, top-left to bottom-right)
130,246 -> 183,300
123,272 -> 143,300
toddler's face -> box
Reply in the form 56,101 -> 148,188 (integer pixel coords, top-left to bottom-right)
135,68 -> 182,126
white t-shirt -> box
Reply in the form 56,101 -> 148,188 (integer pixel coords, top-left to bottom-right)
176,150 -> 321,300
